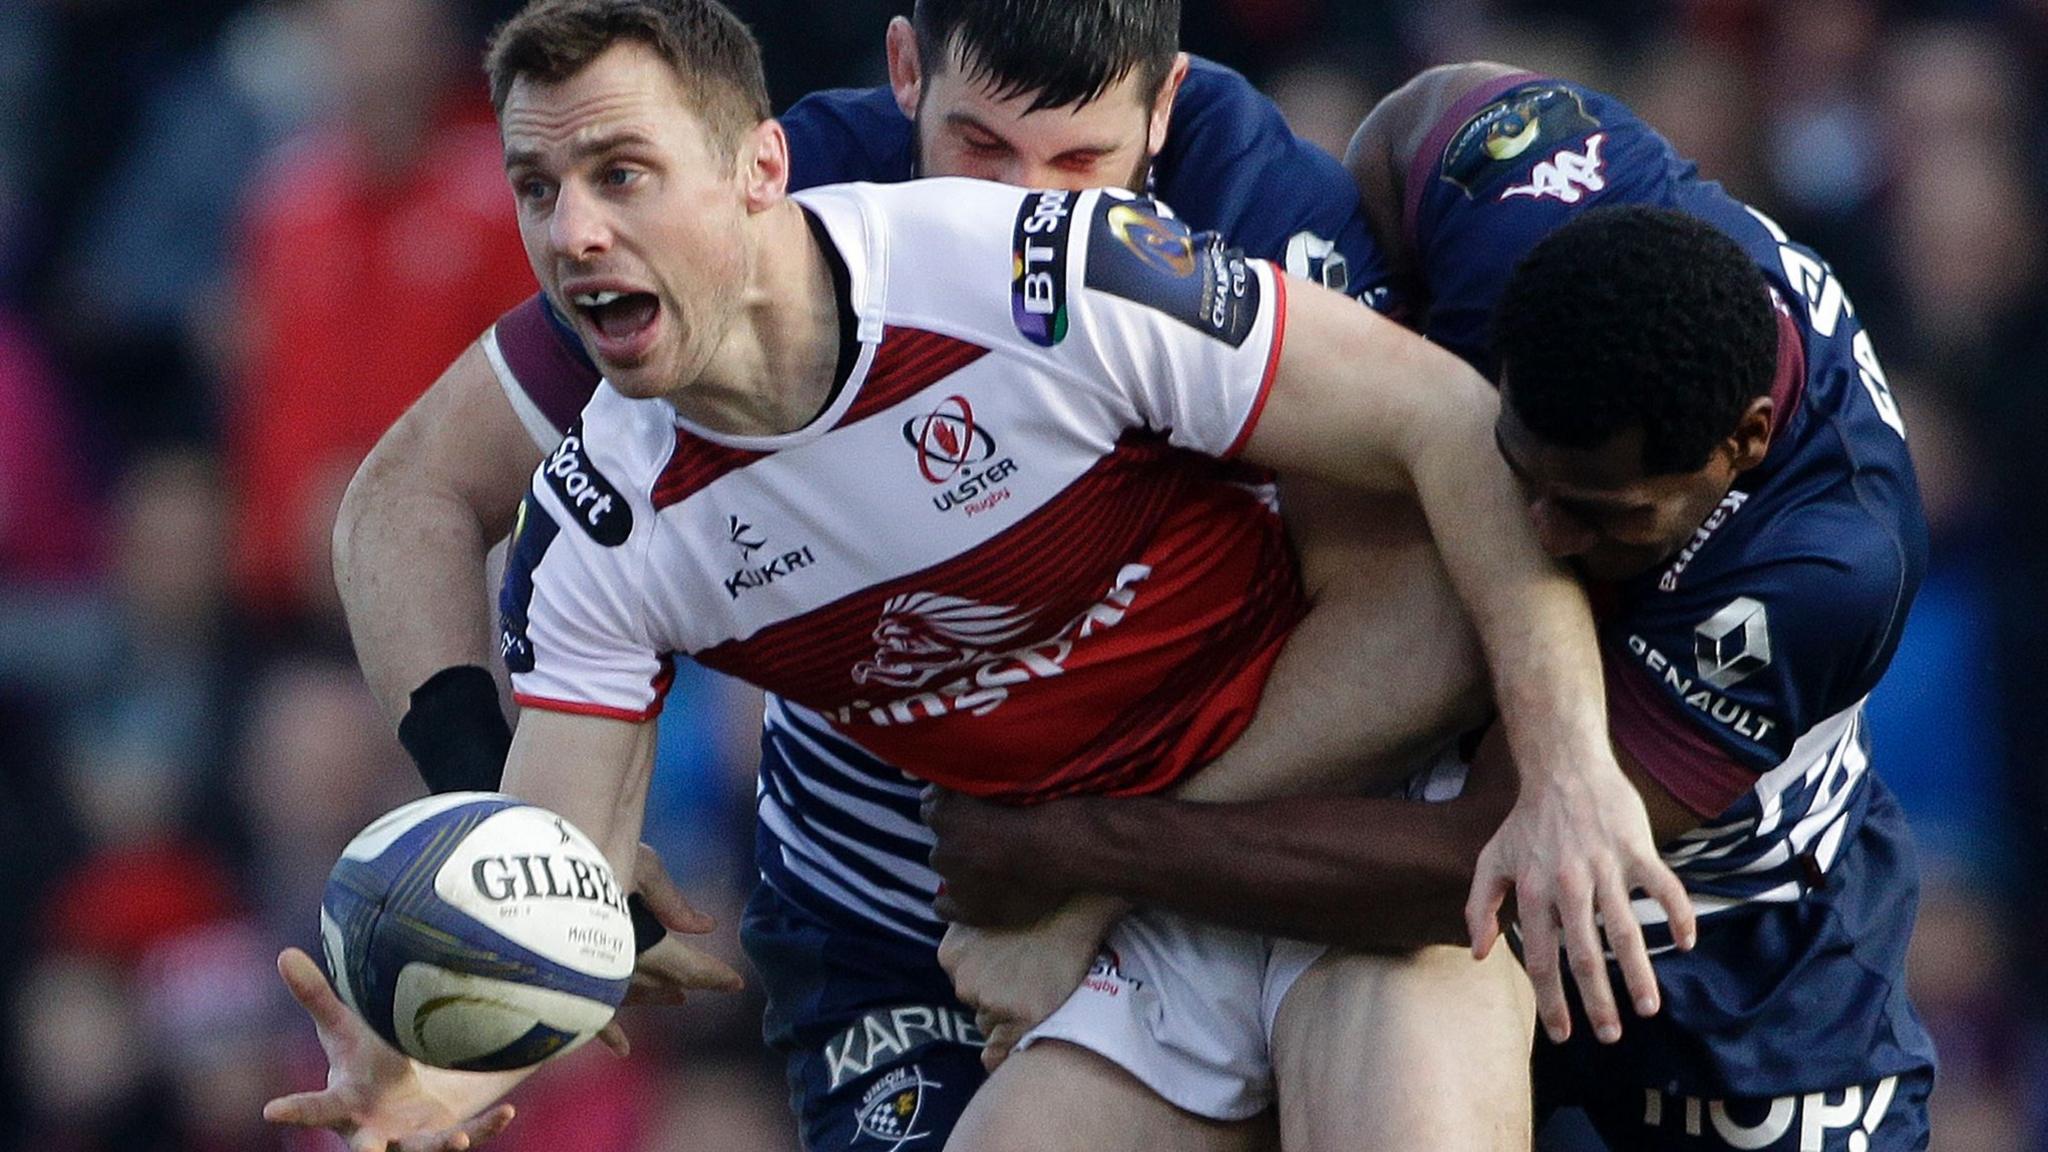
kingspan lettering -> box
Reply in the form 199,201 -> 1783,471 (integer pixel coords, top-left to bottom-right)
836,565 -> 1149,726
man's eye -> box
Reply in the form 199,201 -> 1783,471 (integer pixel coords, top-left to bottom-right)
603,167 -> 638,187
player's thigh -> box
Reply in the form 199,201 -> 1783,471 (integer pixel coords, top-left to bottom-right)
944,1039 -> 1276,1152
1269,943 -> 1536,1152
1579,1071 -> 1931,1152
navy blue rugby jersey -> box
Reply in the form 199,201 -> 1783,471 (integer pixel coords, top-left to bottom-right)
1407,74 -> 1929,928
785,58 -> 1392,307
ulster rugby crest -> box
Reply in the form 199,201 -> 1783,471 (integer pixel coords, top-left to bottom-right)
854,1065 -> 941,1149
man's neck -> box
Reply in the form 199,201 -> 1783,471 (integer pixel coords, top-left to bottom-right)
671,200 -> 843,437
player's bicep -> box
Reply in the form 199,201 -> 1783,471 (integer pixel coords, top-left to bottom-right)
1058,191 -> 1288,454
1238,274 -> 1498,494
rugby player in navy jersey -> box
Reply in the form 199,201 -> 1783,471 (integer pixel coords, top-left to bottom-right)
929,62 -> 1937,1150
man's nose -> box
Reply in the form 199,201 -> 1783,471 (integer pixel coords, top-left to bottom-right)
549,182 -> 612,261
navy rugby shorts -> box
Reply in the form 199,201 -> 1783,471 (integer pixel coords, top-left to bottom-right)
1534,779 -> 1934,1151
741,881 -> 987,1152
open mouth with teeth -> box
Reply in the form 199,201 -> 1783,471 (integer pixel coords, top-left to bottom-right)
571,289 -> 662,357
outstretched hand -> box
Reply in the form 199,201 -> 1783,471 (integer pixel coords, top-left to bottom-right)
263,948 -> 517,1152
1465,763 -> 1694,1046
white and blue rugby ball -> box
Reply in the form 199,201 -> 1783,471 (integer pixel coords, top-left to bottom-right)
320,792 -> 635,1071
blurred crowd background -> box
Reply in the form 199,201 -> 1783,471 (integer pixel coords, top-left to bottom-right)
0,0 -> 2041,1148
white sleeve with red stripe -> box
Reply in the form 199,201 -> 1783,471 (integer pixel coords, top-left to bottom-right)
505,394 -> 672,723
1062,190 -> 1288,459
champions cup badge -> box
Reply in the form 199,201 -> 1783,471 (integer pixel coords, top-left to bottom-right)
854,1066 -> 941,1149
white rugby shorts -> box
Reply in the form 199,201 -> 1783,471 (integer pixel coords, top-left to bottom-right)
1014,741 -> 1474,1120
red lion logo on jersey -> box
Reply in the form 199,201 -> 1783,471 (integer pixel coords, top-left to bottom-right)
851,592 -> 1038,689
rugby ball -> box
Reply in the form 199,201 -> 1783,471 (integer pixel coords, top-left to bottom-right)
319,792 -> 635,1070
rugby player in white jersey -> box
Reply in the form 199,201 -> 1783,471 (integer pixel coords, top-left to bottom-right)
268,4 -> 1692,1151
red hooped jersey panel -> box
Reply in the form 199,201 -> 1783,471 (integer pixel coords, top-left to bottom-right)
501,180 -> 1302,801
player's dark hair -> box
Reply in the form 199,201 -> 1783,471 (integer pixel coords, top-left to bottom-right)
1493,205 -> 1779,475
911,0 -> 1180,113
486,0 -> 771,158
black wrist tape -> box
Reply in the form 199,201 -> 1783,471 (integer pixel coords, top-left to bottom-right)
629,893 -> 668,953
398,665 -> 513,795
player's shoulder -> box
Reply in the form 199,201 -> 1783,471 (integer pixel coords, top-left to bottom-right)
1637,486 -> 1914,682
540,381 -> 675,516
796,178 -> 1075,347
781,85 -> 914,190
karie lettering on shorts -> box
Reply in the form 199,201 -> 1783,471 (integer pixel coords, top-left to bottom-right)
1639,1077 -> 1899,1151
823,1005 -> 985,1091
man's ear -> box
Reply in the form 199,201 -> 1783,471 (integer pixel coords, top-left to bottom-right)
1146,53 -> 1191,157
885,16 -> 922,122
1727,396 -> 1776,471
740,118 -> 790,211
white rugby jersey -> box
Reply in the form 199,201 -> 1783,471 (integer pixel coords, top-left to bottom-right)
501,179 -> 1307,803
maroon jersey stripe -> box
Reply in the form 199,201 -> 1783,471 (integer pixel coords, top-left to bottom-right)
652,435 -> 769,510
494,295 -> 601,437
845,327 -> 991,425
711,433 -> 1183,678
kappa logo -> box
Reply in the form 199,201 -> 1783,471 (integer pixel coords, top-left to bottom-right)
1501,132 -> 1608,204
1659,491 -> 1749,592
851,592 -> 1037,689
853,1065 -> 942,1151
1695,597 -> 1772,689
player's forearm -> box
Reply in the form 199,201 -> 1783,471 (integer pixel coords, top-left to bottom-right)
1403,393 -> 1613,793
1047,793 -> 1497,952
334,445 -> 504,728
1179,490 -> 1487,804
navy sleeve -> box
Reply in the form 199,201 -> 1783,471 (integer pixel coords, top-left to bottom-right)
1153,57 -> 1397,315
1603,523 -> 1907,815
780,86 -> 917,191
1404,75 -> 1704,371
